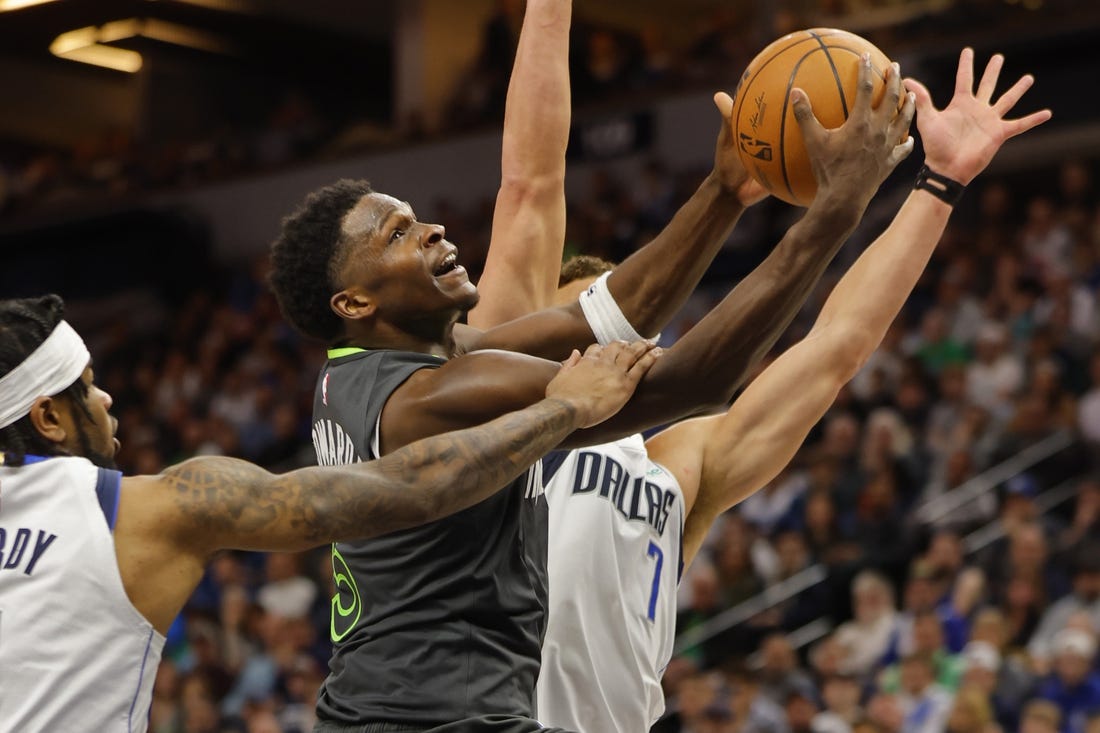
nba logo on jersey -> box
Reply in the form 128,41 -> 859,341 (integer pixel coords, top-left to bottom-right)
322,372 -> 330,406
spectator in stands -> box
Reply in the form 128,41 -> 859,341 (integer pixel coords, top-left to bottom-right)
1029,549 -> 1100,671
835,571 -> 905,678
894,654 -> 955,733
883,610 -> 965,693
984,521 -> 1067,612
912,308 -> 970,378
913,448 -> 997,535
812,672 -> 864,733
1037,628 -> 1100,733
1020,699 -> 1064,733
943,685 -> 994,733
967,322 -> 1024,420
787,687 -> 822,733
866,692 -> 906,733
1076,354 -> 1100,444
757,633 -> 818,705
1057,479 -> 1100,559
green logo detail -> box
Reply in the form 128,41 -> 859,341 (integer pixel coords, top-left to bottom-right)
330,544 -> 362,642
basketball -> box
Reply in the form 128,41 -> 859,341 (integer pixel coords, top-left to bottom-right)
732,28 -> 895,206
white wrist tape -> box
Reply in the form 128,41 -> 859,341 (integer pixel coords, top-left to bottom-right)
577,272 -> 659,345
0,321 -> 90,429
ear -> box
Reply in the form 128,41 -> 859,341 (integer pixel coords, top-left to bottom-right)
26,395 -> 68,446
331,288 -> 376,321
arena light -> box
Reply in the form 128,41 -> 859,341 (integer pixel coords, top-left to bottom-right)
50,18 -> 235,73
0,0 -> 58,11
50,23 -> 144,73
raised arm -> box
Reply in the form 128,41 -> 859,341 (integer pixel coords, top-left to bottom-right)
670,49 -> 1051,567
463,93 -> 765,357
390,61 -> 917,454
468,0 -> 572,328
113,341 -> 658,632
467,57 -> 905,376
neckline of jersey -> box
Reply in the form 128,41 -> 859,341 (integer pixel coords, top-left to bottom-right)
327,347 -> 369,359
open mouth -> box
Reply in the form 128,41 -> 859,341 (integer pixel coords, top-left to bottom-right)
434,252 -> 458,277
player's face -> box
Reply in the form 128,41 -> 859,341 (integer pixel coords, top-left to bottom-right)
53,365 -> 119,470
337,193 -> 479,323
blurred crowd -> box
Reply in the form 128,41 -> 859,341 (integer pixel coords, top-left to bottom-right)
0,0 -> 1068,219
71,150 -> 1100,733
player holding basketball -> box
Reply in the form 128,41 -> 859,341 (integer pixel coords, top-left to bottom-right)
0,294 -> 654,733
471,18 -> 1051,731
267,3 -> 914,732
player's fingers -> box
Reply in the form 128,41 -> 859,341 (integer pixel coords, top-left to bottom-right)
888,91 -> 916,148
625,347 -> 663,383
904,78 -> 936,117
955,47 -> 975,96
1002,109 -> 1053,139
582,342 -> 606,360
713,91 -> 734,120
975,53 -> 1004,104
561,349 -> 582,370
851,52 -> 875,117
887,136 -> 915,167
879,62 -> 903,119
616,339 -> 656,368
993,74 -> 1034,117
790,88 -> 826,144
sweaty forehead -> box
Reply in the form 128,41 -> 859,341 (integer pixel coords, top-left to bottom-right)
343,193 -> 414,239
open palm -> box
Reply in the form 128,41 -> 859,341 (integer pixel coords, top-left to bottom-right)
905,48 -> 1051,185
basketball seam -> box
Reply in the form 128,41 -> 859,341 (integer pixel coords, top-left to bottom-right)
733,32 -> 842,196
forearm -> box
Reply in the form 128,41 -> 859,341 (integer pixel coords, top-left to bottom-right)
171,399 -> 581,553
308,398 -> 581,542
641,197 -> 861,404
815,189 -> 951,338
472,0 -> 571,327
559,201 -> 863,445
606,173 -> 746,336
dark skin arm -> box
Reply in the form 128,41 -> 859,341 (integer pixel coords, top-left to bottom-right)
386,58 -> 916,453
461,62 -> 907,369
112,341 -> 659,633
460,93 -> 761,360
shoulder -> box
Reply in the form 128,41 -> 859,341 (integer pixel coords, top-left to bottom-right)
397,349 -> 557,403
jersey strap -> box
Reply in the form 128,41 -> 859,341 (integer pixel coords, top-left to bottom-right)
95,468 -> 123,530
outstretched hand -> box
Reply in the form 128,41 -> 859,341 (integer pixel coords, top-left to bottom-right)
791,55 -> 916,212
905,48 -> 1052,185
712,91 -> 769,207
546,341 -> 661,428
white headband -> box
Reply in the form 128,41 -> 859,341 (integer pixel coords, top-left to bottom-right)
0,320 -> 90,429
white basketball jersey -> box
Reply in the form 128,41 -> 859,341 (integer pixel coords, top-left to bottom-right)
537,435 -> 684,733
0,455 -> 164,733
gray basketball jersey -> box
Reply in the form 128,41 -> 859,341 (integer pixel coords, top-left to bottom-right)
311,348 -> 548,726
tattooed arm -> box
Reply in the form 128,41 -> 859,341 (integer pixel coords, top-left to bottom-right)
111,341 -> 658,633
160,397 -> 583,552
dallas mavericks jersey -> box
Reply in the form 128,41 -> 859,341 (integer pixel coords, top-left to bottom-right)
311,349 -> 551,725
0,455 -> 163,733
537,434 -> 684,733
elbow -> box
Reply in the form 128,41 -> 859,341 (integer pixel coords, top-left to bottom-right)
497,173 -> 564,203
821,324 -> 875,383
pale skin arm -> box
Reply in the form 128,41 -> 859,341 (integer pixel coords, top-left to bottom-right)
650,49 -> 1052,568
111,341 -> 659,633
467,0 -> 571,328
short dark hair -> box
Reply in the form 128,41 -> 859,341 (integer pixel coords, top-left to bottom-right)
559,255 -> 615,288
269,179 -> 374,341
0,295 -> 89,466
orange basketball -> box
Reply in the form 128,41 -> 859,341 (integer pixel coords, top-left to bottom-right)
732,28 -> 894,206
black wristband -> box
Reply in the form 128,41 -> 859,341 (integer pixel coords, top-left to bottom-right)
914,165 -> 966,207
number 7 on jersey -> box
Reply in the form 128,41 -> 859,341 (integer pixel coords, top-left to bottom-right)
646,540 -> 663,622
